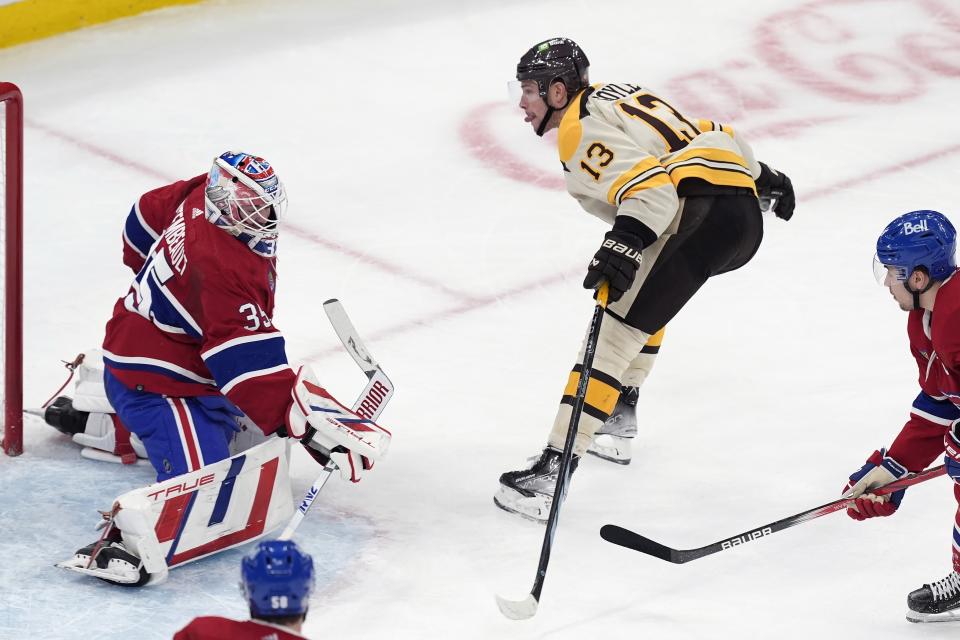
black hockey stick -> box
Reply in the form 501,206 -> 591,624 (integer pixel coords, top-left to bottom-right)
600,464 -> 946,564
496,283 -> 610,620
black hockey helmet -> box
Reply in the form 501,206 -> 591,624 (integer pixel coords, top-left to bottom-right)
516,37 -> 590,100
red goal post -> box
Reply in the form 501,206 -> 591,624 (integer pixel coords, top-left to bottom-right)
0,82 -> 23,457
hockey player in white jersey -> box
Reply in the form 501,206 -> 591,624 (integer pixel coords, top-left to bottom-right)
495,37 -> 795,522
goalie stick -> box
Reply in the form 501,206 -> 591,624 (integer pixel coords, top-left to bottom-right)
496,284 -> 610,621
278,299 -> 394,541
600,464 -> 946,564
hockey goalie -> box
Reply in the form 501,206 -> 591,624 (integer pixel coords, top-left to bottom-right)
45,151 -> 392,586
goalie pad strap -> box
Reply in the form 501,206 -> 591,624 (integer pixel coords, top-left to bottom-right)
111,414 -> 137,465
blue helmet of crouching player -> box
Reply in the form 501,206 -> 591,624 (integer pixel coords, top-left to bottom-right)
241,539 -> 315,619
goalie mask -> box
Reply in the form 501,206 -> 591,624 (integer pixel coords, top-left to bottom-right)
205,151 -> 287,257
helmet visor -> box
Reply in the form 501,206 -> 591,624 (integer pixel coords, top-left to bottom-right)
873,255 -> 908,285
508,79 -> 543,104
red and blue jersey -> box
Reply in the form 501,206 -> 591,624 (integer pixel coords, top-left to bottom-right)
104,178 -> 295,435
888,272 -> 960,471
174,616 -> 308,640
122,175 -> 206,274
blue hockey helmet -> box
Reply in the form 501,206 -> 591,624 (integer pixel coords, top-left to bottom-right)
241,540 -> 315,618
874,210 -> 957,284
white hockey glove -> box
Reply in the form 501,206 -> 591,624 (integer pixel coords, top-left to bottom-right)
286,365 -> 391,483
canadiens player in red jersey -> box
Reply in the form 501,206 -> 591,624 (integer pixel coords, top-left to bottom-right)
175,539 -> 315,639
843,210 -> 960,622
494,38 -> 796,522
101,150 -> 294,480
52,151 -> 390,586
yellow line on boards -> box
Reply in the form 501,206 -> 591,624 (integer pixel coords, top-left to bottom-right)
0,0 -> 203,49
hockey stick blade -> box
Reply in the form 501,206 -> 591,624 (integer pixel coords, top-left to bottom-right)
601,464 -> 946,564
324,299 -> 378,375
495,593 -> 538,620
600,525 -> 678,562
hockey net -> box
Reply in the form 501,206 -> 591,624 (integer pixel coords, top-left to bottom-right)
0,82 -> 22,457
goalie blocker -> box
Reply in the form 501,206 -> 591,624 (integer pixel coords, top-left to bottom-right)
58,365 -> 392,586
286,365 -> 392,483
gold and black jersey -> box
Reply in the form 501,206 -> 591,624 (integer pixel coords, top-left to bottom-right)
557,83 -> 760,238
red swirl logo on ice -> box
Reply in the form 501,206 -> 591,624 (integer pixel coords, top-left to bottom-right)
460,0 -> 960,190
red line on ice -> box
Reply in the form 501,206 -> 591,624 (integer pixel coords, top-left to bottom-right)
26,118 -> 480,305
28,117 -> 960,362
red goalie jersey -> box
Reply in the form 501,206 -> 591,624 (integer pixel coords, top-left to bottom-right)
174,616 -> 309,640
103,176 -> 295,434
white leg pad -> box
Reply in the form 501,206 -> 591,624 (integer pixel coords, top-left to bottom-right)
70,349 -> 115,414
113,437 -> 293,576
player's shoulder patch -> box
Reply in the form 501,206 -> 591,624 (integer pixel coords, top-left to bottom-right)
558,86 -> 595,164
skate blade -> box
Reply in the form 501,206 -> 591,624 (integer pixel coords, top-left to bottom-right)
493,489 -> 549,524
586,447 -> 631,465
907,609 -> 960,623
587,434 -> 633,464
56,559 -> 143,585
53,556 -> 144,586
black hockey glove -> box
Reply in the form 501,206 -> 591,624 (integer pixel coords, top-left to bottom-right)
755,162 -> 795,221
583,230 -> 644,303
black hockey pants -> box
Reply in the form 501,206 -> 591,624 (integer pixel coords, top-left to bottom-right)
621,194 -> 764,334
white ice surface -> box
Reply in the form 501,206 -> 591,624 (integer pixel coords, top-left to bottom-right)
1,0 -> 960,638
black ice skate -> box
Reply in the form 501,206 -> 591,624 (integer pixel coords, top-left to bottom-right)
907,571 -> 960,622
57,517 -> 151,587
494,447 -> 579,523
587,386 -> 638,465
42,396 -> 89,435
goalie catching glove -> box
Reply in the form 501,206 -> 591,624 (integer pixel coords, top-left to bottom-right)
285,365 -> 392,483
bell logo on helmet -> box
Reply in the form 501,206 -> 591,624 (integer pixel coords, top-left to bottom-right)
903,219 -> 929,235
